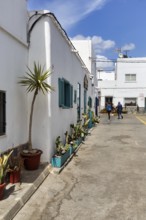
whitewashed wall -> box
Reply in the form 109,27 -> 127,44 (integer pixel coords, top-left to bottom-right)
28,11 -> 95,162
115,58 -> 146,109
0,0 -> 28,44
98,71 -> 115,80
0,0 -> 28,151
71,40 -> 92,72
72,40 -> 97,111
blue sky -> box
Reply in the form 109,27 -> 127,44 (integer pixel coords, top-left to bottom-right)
28,0 -> 146,70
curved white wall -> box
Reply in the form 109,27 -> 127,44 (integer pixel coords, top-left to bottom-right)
28,13 -> 95,162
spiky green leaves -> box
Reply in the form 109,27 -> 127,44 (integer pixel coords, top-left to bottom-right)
18,62 -> 54,94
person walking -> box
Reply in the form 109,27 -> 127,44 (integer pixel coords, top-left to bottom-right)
116,102 -> 123,119
106,102 -> 112,121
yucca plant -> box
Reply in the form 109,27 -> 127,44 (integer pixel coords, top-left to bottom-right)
0,150 -> 13,184
18,62 -> 54,151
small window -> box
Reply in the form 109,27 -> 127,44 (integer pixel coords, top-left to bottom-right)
0,91 -> 6,135
74,90 -> 77,103
125,74 -> 136,82
125,98 -> 136,106
58,78 -> 73,108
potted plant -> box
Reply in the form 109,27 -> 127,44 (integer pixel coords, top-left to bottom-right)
91,111 -> 100,125
70,123 -> 81,143
8,149 -> 22,184
64,131 -> 77,155
87,108 -> 93,128
82,113 -> 90,134
51,136 -> 70,168
18,62 -> 54,170
70,122 -> 87,144
0,150 -> 13,200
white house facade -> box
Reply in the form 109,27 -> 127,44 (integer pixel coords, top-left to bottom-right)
0,3 -> 97,163
0,0 -> 28,152
98,57 -> 146,113
26,11 -> 97,161
71,40 -> 98,114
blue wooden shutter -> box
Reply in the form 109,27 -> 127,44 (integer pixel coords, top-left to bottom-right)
90,97 -> 92,108
74,90 -> 77,103
70,85 -> 73,108
88,96 -> 92,108
0,92 -> 6,135
58,78 -> 64,107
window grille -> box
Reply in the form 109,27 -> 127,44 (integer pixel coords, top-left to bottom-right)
125,74 -> 136,82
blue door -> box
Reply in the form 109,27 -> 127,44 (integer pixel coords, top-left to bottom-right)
77,83 -> 81,121
95,97 -> 98,116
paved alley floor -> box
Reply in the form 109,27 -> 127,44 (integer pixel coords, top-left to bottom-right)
13,114 -> 146,220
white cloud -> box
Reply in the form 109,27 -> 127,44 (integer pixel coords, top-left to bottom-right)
36,0 -> 109,30
121,43 -> 135,52
71,34 -> 115,54
92,36 -> 115,53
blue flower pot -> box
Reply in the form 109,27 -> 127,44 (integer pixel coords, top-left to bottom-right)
51,150 -> 70,168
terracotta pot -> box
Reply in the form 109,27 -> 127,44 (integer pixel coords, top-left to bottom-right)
10,170 -> 21,184
21,149 -> 42,170
0,183 -> 6,200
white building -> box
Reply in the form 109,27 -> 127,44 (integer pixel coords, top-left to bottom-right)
98,57 -> 146,112
28,11 -> 97,161
0,0 -> 28,152
0,3 -> 97,163
71,40 -> 98,114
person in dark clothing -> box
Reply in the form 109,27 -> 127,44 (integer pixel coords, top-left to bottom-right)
106,102 -> 112,120
116,102 -> 123,119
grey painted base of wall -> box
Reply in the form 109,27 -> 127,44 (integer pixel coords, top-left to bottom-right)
126,106 -> 145,113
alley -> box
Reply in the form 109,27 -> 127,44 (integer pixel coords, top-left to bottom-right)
13,114 -> 146,220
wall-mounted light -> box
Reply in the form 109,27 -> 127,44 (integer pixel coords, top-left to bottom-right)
71,49 -> 78,53
89,74 -> 94,80
82,65 -> 87,69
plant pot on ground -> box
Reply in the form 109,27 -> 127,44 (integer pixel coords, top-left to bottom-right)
64,131 -> 78,155
18,62 -> 54,170
70,120 -> 88,143
8,149 -> 22,183
51,136 -> 70,168
0,150 -> 13,199
21,149 -> 42,170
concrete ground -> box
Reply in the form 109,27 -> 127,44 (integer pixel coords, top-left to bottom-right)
5,114 -> 146,219
0,163 -> 52,220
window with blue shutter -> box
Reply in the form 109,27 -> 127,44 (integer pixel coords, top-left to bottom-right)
74,90 -> 77,104
88,96 -> 92,108
58,78 -> 73,108
0,91 -> 6,135
58,78 -> 64,107
70,85 -> 73,108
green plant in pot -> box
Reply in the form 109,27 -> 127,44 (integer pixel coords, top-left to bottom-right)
51,136 -> 70,168
55,136 -> 66,156
82,113 -> 90,132
91,111 -> 100,124
8,149 -> 22,183
64,131 -> 72,145
70,122 -> 87,142
18,62 -> 54,170
0,150 -> 13,200
70,124 -> 80,140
